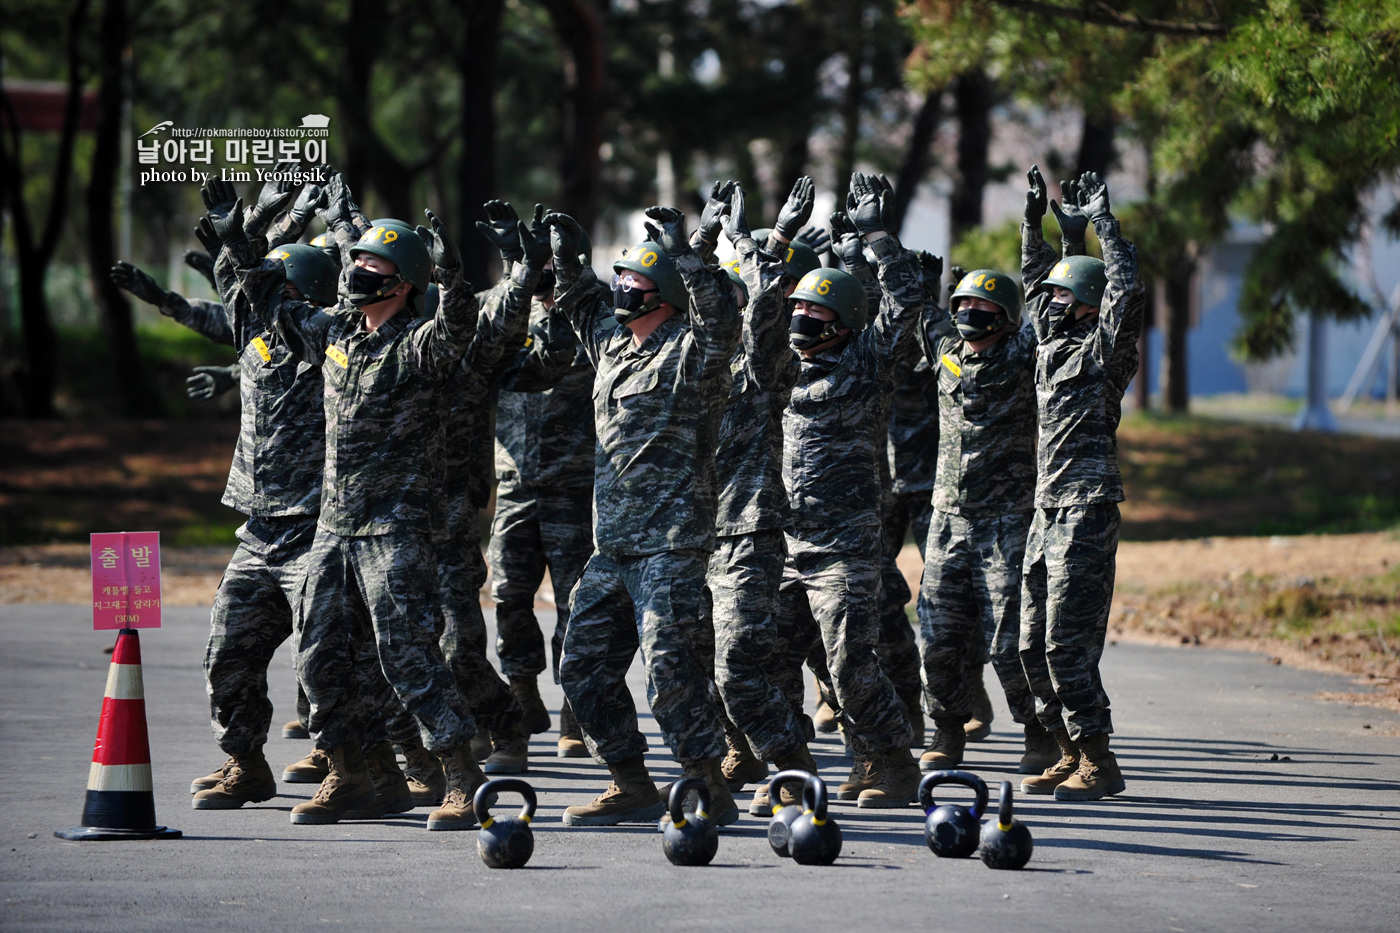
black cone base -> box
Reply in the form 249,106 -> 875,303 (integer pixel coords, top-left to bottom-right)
55,825 -> 182,841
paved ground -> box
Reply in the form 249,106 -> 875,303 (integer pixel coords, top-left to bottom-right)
2,604 -> 1398,932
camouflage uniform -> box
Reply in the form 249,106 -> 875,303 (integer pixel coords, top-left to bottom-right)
1019,213 -> 1145,742
701,236 -> 809,760
914,301 -> 1038,726
554,248 -> 740,768
240,256 -> 512,753
489,298 -> 596,683
778,235 -> 923,754
178,251 -> 326,758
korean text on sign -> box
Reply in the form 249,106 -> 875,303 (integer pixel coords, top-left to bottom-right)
90,532 -> 163,630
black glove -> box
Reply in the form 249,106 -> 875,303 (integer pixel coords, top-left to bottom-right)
643,206 -> 688,256
795,225 -> 831,256
201,178 -> 246,245
186,365 -> 237,400
1025,165 -> 1047,226
287,179 -> 326,231
697,180 -> 737,245
947,265 -> 968,299
476,199 -> 524,264
517,206 -> 552,272
1078,170 -> 1111,221
774,176 -> 815,242
1050,177 -> 1088,242
319,170 -> 358,230
183,250 -> 217,289
244,160 -> 300,236
829,210 -> 868,274
416,209 -> 461,271
544,212 -> 584,285
193,217 -> 222,259
914,250 -> 943,286
110,261 -> 168,306
720,183 -> 751,244
846,173 -> 891,239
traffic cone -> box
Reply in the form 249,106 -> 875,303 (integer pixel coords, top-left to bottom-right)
56,629 -> 181,841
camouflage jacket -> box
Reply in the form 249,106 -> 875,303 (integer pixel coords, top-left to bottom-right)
160,293 -> 234,347
494,297 -> 597,490
713,235 -> 793,537
552,248 -> 740,558
780,235 -> 924,531
433,279 -> 536,541
240,258 -> 484,536
1022,216 -> 1146,507
885,353 -> 939,496
202,249 -> 325,519
916,300 -> 1037,518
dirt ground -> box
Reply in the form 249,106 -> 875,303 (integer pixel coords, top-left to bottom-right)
6,530 -> 1397,711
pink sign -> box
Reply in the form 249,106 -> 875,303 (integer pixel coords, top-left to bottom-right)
90,532 -> 162,630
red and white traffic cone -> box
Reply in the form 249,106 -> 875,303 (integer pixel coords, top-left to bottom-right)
56,629 -> 180,841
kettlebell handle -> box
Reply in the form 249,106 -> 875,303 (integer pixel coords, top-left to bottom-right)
767,769 -> 811,815
800,773 -> 830,822
918,769 -> 990,817
996,780 -> 1015,830
474,778 -> 537,827
668,776 -> 712,826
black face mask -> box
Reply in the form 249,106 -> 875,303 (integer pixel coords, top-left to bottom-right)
347,267 -> 403,308
955,306 -> 1005,342
1047,297 -> 1075,319
789,313 -> 839,351
613,281 -> 662,325
533,267 -> 556,298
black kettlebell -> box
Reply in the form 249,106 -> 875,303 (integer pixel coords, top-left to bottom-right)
980,780 -> 1033,870
919,770 -> 989,859
474,778 -> 536,869
766,769 -> 815,858
662,776 -> 719,866
788,774 -> 842,865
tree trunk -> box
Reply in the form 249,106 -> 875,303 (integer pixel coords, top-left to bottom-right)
831,29 -> 866,216
1075,111 -> 1116,179
1135,279 -> 1153,412
890,88 -> 941,236
0,0 -> 92,418
1160,264 -> 1193,413
457,0 -> 505,287
541,0 -> 605,233
89,0 -> 162,417
949,68 -> 992,243
339,0 -> 413,220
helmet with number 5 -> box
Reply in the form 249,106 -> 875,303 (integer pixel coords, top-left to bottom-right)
790,267 -> 867,332
613,240 -> 688,313
349,223 -> 431,295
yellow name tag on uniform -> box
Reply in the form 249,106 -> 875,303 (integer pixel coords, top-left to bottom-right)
325,345 -> 349,368
941,353 -> 962,378
251,336 -> 272,362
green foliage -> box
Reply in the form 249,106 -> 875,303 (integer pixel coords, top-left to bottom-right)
949,216 -> 1099,282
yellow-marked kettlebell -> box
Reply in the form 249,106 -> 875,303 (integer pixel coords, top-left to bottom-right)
474,778 -> 536,869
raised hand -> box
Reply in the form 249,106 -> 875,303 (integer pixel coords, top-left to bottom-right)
476,200 -> 524,264
698,180 -> 737,245
1050,177 -> 1088,241
543,211 -> 584,283
720,183 -> 750,244
829,210 -> 867,272
774,176 -> 815,242
245,160 -> 300,235
287,180 -> 326,230
1025,165 -> 1047,226
1078,170 -> 1111,221
110,261 -> 167,306
847,172 -> 891,239
192,217 -> 222,259
416,209 -> 461,270
914,250 -> 943,287
319,169 -> 358,229
517,206 -> 553,271
643,205 -> 688,255
795,225 -> 831,256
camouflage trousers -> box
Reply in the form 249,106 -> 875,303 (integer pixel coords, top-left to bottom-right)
297,529 -> 475,753
560,548 -> 726,767
382,522 -> 521,746
878,491 -> 931,703
203,516 -> 316,757
918,509 -> 1036,724
782,524 -> 914,754
488,481 -> 594,682
702,530 -> 808,761
1019,503 -> 1120,741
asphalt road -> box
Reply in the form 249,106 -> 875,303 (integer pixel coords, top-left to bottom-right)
2,604 -> 1398,932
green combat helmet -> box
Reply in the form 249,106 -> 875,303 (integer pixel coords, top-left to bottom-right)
753,227 -> 821,280
308,233 -> 340,267
950,269 -> 1023,322
789,267 -> 867,350
1042,255 -> 1107,308
613,240 -> 688,317
721,258 -> 749,306
266,244 -> 339,307
350,222 -> 431,295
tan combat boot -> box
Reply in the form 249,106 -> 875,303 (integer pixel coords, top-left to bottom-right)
720,737 -> 768,790
289,745 -> 375,824
748,744 -> 819,816
482,726 -> 529,774
192,751 -> 277,809
813,676 -> 838,733
1018,720 -> 1060,775
857,748 -> 921,809
557,699 -> 589,758
836,756 -> 876,800
427,743 -> 488,830
282,719 -> 310,740
281,747 -> 330,784
190,756 -> 235,794
1021,728 -> 1079,795
344,742 -> 416,819
964,665 -> 994,741
401,738 -> 446,806
919,719 -> 967,771
509,675 -> 551,735
562,754 -> 665,826
1054,734 -> 1126,800
659,756 -> 741,828
470,733 -> 492,761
